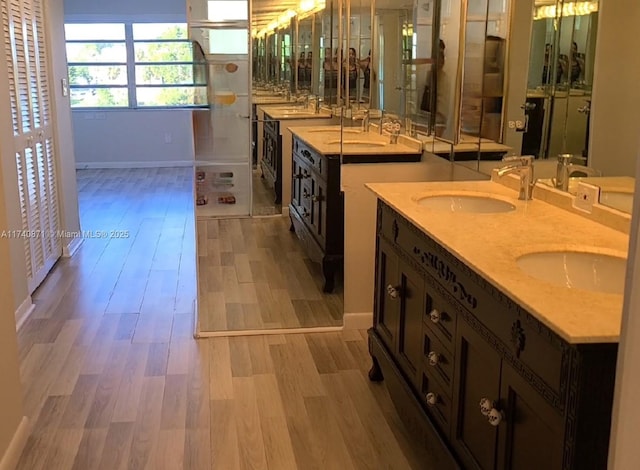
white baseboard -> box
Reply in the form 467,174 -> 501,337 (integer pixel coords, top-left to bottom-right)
15,297 -> 34,331
195,325 -> 343,338
76,160 -> 194,169
62,236 -> 83,258
0,416 -> 30,470
281,206 -> 290,217
343,312 -> 373,330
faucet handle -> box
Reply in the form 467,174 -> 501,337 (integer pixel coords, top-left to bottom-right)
557,153 -> 573,164
502,155 -> 534,165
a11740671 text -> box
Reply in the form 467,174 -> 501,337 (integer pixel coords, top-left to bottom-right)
0,230 -> 130,239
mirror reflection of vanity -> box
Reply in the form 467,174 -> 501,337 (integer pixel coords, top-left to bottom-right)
445,0 -> 635,216
250,0 -> 636,210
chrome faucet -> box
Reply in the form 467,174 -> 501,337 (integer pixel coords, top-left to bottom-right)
352,109 -> 370,132
382,118 -> 402,144
555,154 -> 601,191
314,97 -> 324,114
497,155 -> 536,200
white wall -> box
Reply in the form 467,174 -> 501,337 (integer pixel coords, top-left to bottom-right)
589,0 -> 640,176
64,0 -> 185,18
73,110 -> 195,168
64,0 -> 195,167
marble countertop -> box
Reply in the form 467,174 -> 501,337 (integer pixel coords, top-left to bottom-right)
262,106 -> 333,120
288,125 -> 422,155
366,180 -> 629,344
252,96 -> 293,105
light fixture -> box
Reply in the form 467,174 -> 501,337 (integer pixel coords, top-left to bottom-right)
298,0 -> 326,20
534,1 -> 598,20
253,0 -> 326,39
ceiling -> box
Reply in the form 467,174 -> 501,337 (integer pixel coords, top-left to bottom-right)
252,0 -> 299,31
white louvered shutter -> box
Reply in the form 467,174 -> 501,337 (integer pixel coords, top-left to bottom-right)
3,0 -> 61,292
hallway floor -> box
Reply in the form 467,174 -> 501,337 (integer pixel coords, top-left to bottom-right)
14,168 -> 429,469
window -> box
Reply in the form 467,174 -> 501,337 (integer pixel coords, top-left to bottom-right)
65,23 -> 207,108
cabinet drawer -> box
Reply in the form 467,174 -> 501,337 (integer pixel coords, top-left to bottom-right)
422,328 -> 454,393
294,138 -> 326,179
420,369 -> 452,438
264,117 -> 278,135
379,200 -> 569,409
423,282 -> 457,352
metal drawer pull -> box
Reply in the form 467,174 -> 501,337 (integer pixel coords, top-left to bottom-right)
427,351 -> 440,366
386,284 -> 399,299
425,392 -> 438,406
429,309 -> 441,323
311,195 -> 323,202
302,209 -> 310,218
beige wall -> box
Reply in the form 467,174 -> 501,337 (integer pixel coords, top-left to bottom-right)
0,155 -> 25,464
342,153 -> 487,318
589,0 -> 640,176
608,141 -> 640,468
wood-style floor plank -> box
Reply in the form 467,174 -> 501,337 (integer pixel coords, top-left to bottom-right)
15,168 -> 426,470
197,215 -> 343,331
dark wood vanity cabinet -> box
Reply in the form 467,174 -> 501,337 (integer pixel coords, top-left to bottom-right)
454,319 -> 564,470
262,116 -> 282,203
369,200 -> 618,470
289,137 -> 343,292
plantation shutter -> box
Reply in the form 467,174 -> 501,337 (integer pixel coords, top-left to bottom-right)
3,0 -> 62,292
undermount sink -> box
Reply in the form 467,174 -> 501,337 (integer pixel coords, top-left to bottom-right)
516,251 -> 626,295
415,195 -> 516,213
327,139 -> 387,147
599,191 -> 634,213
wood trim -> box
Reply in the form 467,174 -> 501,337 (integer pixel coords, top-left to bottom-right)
195,326 -> 343,338
14,296 -> 34,331
62,236 -> 83,258
0,417 -> 30,470
343,312 -> 373,330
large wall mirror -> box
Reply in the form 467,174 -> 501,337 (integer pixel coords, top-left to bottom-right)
462,0 -> 635,216
523,0 -> 597,161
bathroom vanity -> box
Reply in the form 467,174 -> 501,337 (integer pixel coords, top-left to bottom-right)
366,180 -> 628,470
289,126 -> 422,292
259,106 -> 333,206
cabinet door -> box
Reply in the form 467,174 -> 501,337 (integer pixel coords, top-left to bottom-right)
396,258 -> 425,388
496,362 -> 564,470
374,238 -> 400,351
291,156 -> 303,208
453,319 -> 501,470
310,175 -> 327,249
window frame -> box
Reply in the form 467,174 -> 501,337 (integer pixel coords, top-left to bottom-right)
66,22 -> 207,110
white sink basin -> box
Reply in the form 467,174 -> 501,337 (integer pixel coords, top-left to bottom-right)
516,251 -> 626,295
599,191 -> 634,213
416,195 -> 516,213
327,139 -> 387,147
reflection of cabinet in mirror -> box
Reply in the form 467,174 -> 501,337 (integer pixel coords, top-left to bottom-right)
460,0 -> 509,145
517,1 -> 598,160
